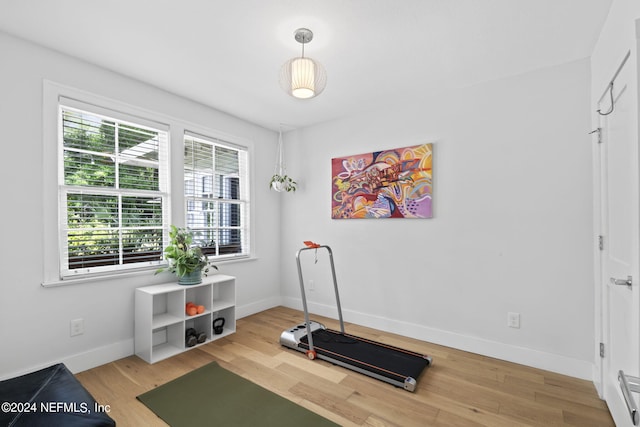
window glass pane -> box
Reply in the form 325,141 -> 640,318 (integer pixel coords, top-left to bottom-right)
122,196 -> 163,226
118,124 -> 159,160
215,146 -> 238,174
218,202 -> 241,227
122,229 -> 163,264
192,228 -> 217,249
67,193 -> 118,228
118,124 -> 160,190
67,229 -> 120,270
66,193 -> 118,269
119,163 -> 159,190
201,200 -> 216,216
64,151 -> 115,187
62,110 -> 115,154
185,141 -> 213,174
219,229 -> 242,255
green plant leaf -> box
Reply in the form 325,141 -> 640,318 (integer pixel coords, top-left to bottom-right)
159,224 -> 217,278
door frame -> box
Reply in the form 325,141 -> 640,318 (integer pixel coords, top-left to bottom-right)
593,48 -> 632,397
593,22 -> 640,422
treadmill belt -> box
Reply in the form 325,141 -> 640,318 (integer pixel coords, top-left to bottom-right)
300,329 -> 429,383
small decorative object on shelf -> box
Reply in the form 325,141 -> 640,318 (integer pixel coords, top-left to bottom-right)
185,328 -> 206,347
185,302 -> 205,316
156,225 -> 217,285
213,317 -> 225,335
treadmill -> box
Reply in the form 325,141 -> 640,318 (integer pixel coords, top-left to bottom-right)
280,242 -> 432,392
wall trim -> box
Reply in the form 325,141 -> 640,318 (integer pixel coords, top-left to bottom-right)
0,297 -> 286,380
0,339 -> 134,381
64,340 -> 134,374
282,296 -> 594,380
3,296 -> 592,382
236,296 -> 284,319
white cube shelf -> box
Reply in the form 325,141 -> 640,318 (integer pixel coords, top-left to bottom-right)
135,274 -> 236,363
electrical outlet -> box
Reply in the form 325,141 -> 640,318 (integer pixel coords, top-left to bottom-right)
308,280 -> 315,291
70,318 -> 84,336
507,312 -> 520,329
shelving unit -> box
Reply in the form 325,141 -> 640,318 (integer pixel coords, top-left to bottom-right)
135,274 -> 236,363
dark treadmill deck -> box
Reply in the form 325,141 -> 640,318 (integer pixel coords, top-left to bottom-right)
299,328 -> 430,385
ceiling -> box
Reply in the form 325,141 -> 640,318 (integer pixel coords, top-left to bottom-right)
0,1 -> 612,131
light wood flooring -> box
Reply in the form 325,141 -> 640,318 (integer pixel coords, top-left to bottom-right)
76,306 -> 614,426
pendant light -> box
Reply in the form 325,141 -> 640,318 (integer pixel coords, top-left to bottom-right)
279,28 -> 327,99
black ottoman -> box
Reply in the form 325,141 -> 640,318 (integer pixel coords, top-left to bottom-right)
0,363 -> 115,426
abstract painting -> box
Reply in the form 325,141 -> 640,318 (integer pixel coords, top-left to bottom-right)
331,143 -> 433,219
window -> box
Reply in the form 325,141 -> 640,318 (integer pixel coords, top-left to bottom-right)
184,133 -> 250,259
59,101 -> 169,277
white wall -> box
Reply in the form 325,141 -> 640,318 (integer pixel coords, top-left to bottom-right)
0,20 -> 603,382
0,31 -> 282,379
280,58 -> 595,379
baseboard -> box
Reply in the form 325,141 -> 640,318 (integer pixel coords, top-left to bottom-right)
592,364 -> 604,398
64,296 -> 283,374
281,297 -> 594,380
1,297 -> 285,381
236,296 -> 283,319
5,296 -> 592,382
64,339 -> 134,374
0,339 -> 135,380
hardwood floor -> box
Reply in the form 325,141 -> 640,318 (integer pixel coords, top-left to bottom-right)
75,306 -> 614,426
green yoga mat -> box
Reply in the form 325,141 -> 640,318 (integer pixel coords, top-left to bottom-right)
137,361 -> 339,427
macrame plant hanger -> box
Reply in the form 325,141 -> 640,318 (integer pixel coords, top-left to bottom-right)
273,127 -> 286,191
270,125 -> 297,192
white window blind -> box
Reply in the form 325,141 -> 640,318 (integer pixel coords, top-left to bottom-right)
59,102 -> 169,277
184,132 -> 250,259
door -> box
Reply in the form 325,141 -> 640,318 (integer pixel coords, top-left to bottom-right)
598,52 -> 640,426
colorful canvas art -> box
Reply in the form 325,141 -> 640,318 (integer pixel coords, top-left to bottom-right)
331,143 -> 433,219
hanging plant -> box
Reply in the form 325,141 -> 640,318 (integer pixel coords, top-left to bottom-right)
269,173 -> 297,192
270,127 -> 297,192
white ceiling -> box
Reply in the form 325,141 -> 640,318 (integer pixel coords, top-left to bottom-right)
0,1 -> 612,131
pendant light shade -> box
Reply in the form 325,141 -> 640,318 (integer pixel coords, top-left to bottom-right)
279,28 -> 327,99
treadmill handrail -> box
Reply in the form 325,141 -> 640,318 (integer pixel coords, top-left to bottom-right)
296,244 -> 346,352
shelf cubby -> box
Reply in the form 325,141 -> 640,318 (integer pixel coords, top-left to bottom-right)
135,274 -> 236,363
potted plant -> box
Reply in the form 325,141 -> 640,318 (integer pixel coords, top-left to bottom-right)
156,225 -> 217,285
269,173 -> 297,192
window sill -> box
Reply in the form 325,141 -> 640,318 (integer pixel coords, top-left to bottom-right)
41,256 -> 257,288
42,266 -> 162,288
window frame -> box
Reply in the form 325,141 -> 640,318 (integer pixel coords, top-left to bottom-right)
183,131 -> 251,261
42,81 -> 255,287
57,100 -> 170,278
